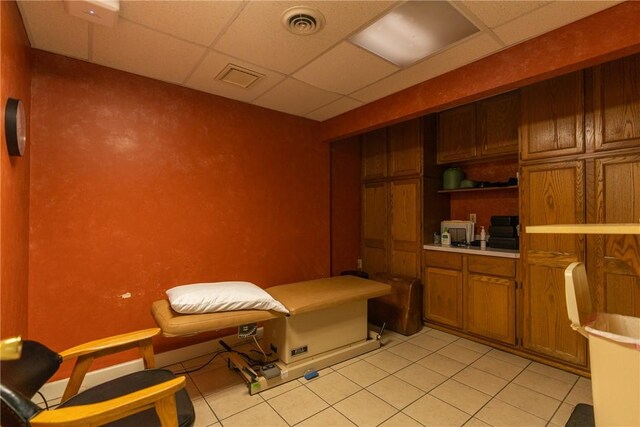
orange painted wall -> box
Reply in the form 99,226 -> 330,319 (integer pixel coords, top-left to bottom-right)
28,51 -> 327,377
330,137 -> 361,276
0,0 -> 31,339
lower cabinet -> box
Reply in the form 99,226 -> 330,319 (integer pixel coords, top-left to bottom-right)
424,250 -> 517,345
425,266 -> 463,328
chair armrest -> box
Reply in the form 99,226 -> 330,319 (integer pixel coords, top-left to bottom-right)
30,376 -> 185,427
60,328 -> 160,403
59,328 -> 160,360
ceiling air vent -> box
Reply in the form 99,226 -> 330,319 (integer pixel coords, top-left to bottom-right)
281,7 -> 325,36
216,64 -> 264,89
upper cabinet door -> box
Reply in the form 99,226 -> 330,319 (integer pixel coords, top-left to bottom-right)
389,118 -> 423,177
362,128 -> 387,181
478,91 -> 520,157
588,53 -> 640,153
520,71 -> 585,160
438,104 -> 477,164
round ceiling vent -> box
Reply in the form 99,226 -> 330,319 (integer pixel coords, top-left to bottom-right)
281,7 -> 325,36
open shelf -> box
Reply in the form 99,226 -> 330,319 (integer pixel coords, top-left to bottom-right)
438,185 -> 518,194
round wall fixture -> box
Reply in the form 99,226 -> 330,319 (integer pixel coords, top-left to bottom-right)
281,6 -> 325,36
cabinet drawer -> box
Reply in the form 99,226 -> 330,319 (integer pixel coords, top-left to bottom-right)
424,251 -> 462,270
467,255 -> 516,278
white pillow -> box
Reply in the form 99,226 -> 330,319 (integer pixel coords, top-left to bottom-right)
166,281 -> 289,314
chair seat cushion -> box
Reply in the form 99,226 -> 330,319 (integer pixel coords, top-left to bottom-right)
58,369 -> 194,427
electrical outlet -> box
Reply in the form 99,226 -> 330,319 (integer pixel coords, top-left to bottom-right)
470,213 -> 477,223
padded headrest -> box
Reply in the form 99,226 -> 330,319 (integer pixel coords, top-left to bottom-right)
0,341 -> 62,399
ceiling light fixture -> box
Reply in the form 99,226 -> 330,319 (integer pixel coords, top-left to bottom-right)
350,2 -> 478,68
281,6 -> 325,36
63,0 -> 119,28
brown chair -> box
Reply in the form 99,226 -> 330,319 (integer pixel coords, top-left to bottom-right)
0,328 -> 194,426
369,273 -> 423,336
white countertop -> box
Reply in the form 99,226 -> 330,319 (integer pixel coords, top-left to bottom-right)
424,244 -> 520,259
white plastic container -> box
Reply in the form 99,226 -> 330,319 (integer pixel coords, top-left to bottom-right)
565,262 -> 640,427
441,228 -> 451,246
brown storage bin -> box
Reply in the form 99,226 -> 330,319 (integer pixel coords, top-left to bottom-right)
368,273 -> 423,336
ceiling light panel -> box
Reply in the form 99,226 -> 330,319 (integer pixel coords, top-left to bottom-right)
350,1 -> 479,68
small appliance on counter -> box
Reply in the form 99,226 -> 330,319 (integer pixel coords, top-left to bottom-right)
441,220 -> 474,246
489,216 -> 519,249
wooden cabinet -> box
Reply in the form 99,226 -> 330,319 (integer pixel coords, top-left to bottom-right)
424,252 -> 463,328
520,71 -> 584,160
478,91 -> 520,157
362,128 -> 387,181
520,161 -> 587,366
362,182 -> 388,276
465,256 -> 517,345
586,53 -> 640,153
592,154 -> 640,317
389,119 -> 423,177
390,179 -> 422,277
361,118 -> 423,278
438,104 -> 477,163
437,91 -> 519,164
424,250 -> 517,343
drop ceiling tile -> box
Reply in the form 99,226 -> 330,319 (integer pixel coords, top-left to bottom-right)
305,96 -> 364,121
252,78 -> 341,117
186,51 -> 286,103
120,0 -> 242,47
294,42 -> 399,95
458,1 -> 551,29
17,0 -> 89,60
92,19 -> 206,85
493,0 -> 624,46
214,0 -> 398,74
352,33 -> 502,104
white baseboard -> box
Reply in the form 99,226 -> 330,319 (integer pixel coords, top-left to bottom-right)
34,328 -> 262,406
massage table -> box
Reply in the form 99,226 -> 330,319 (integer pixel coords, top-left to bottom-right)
152,275 -> 391,394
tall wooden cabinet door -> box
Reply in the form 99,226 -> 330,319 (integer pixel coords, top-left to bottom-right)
362,182 -> 388,275
389,118 -> 422,177
362,128 -> 387,181
520,71 -> 584,160
477,91 -> 520,157
520,161 -> 587,365
425,267 -> 463,328
438,104 -> 477,164
593,155 -> 640,316
588,53 -> 640,152
389,178 -> 421,277
465,274 -> 516,344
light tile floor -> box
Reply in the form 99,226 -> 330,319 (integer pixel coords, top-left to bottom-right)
166,327 -> 592,427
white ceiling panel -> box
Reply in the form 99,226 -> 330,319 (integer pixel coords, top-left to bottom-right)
187,51 -> 286,103
493,0 -> 623,46
458,1 -> 551,29
305,96 -> 364,122
352,33 -> 502,104
16,0 -> 627,120
294,42 -> 399,95
214,0 -> 398,74
92,19 -> 206,85
17,0 -> 89,60
252,78 -> 341,117
120,0 -> 243,47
